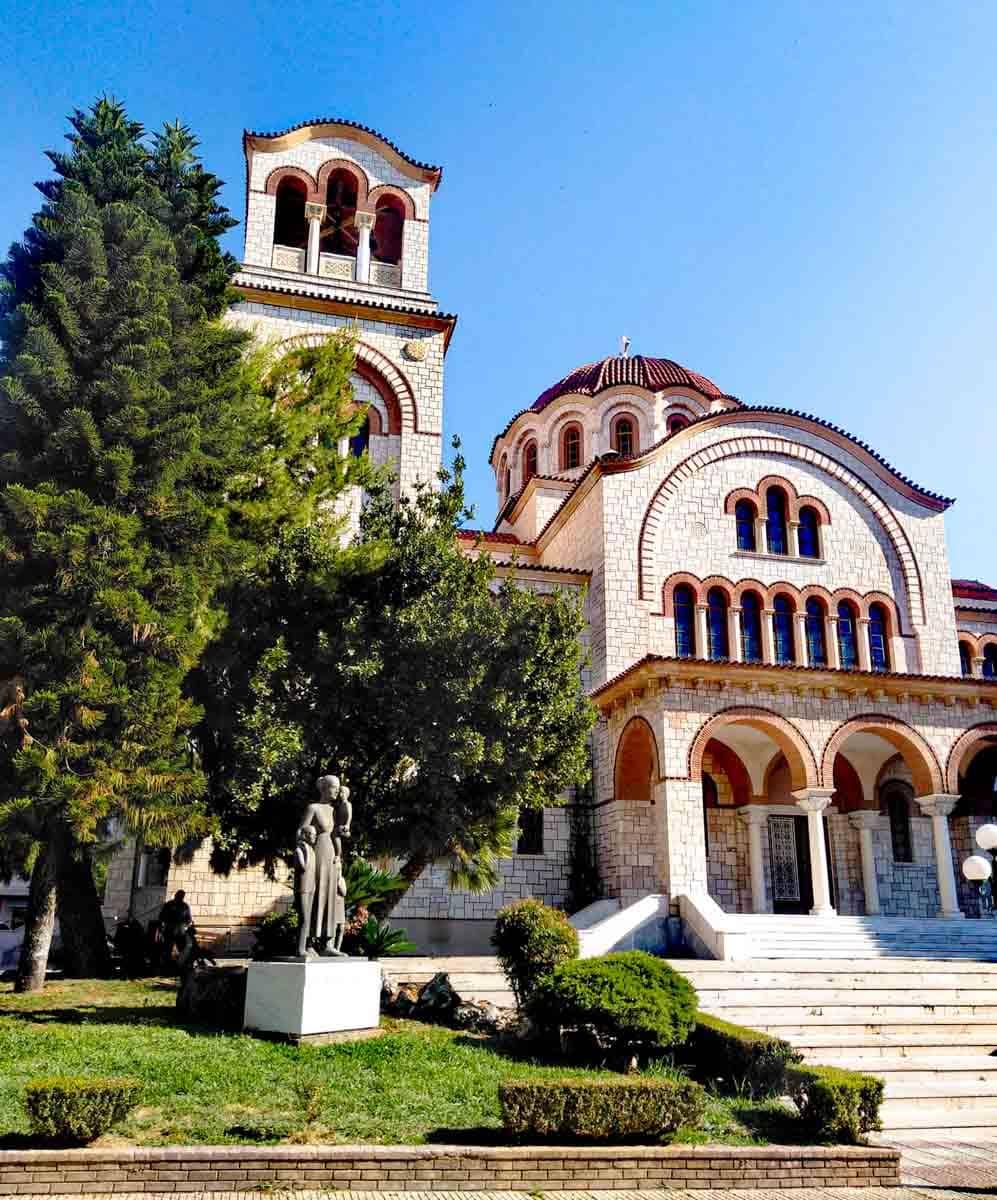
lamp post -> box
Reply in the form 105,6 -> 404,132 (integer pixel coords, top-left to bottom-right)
961,823 -> 997,916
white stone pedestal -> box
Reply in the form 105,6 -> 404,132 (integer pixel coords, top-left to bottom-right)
244,958 -> 381,1041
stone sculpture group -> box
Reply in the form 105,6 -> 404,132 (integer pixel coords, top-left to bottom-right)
295,774 -> 353,957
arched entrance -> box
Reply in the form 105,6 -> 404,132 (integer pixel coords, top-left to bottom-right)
612,718 -> 662,900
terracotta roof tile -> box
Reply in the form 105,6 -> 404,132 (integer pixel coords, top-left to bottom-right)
243,117 -> 442,180
531,353 -> 726,413
953,579 -> 997,601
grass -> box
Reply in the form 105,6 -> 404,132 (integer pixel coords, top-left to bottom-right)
0,978 -> 800,1148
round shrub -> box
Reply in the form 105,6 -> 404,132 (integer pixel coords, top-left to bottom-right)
528,951 -> 698,1055
492,898 -> 579,1007
25,1076 -> 141,1143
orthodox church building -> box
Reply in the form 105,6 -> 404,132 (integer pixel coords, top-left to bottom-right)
103,119 -> 997,957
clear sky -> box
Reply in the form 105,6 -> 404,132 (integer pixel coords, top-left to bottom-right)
2,0 -> 994,579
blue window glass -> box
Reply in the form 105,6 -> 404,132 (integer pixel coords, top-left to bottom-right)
766,488 -> 788,555
985,646 -> 997,679
735,500 -> 756,551
959,641 -> 973,677
798,506 -> 820,558
773,594 -> 795,663
349,416 -> 370,458
805,597 -> 827,666
674,585 -> 696,658
740,592 -> 763,663
837,601 -> 858,669
868,603 -> 890,671
707,588 -> 729,661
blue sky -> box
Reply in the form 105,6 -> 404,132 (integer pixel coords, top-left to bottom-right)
2,0 -> 995,579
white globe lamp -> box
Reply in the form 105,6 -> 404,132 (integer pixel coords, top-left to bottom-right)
976,824 -> 997,852
963,854 -> 993,882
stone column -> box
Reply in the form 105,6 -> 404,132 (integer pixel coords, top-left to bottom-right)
856,618 -> 872,671
754,517 -> 767,552
739,806 -> 769,913
794,613 -> 808,666
695,604 -> 709,659
793,788 -> 837,916
825,617 -> 841,669
354,209 -> 376,283
849,811 -> 881,915
729,607 -> 743,663
916,794 -> 965,918
972,656 -> 986,679
304,203 -> 325,275
788,519 -> 801,556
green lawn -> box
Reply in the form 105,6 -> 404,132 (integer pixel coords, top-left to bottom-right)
0,978 -> 798,1147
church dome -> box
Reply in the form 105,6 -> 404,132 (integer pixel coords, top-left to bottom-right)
532,354 -> 725,412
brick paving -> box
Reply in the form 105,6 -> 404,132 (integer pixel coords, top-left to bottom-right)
39,1190 -> 979,1200
872,1131 -> 997,1190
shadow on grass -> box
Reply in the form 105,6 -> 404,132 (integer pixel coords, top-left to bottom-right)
424,1126 -> 675,1146
721,1100 -> 812,1145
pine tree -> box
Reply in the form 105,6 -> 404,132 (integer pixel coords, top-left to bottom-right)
0,100 -> 265,990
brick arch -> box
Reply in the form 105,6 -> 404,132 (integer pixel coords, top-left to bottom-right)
700,575 -> 737,603
637,438 -> 924,624
610,410 -> 641,455
265,165 -> 320,202
798,584 -> 834,609
278,333 -> 419,433
368,184 -> 416,220
316,158 -> 370,206
861,591 -> 898,624
830,588 -> 865,613
765,582 -> 801,608
688,706 -> 818,792
946,723 -> 997,793
821,715 -> 943,798
731,578 -> 767,605
756,474 -> 798,506
796,494 -> 832,525
661,571 -> 705,616
724,487 -> 761,515
614,716 -> 661,803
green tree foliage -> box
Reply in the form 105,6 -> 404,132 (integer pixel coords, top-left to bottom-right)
492,898 -> 579,1008
200,444 -> 596,906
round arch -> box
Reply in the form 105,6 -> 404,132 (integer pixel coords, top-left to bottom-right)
688,706 -> 819,792
945,722 -> 997,794
315,158 -> 370,207
821,714 -> 943,798
265,165 -> 320,202
614,716 -> 661,803
368,183 -> 416,219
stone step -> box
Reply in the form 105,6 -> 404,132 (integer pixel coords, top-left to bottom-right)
677,970 -> 997,989
880,1098 -> 997,1127
803,1051 -> 997,1080
669,957 -> 997,972
711,1005 -> 997,1025
882,1079 -> 997,1101
789,1029 -> 997,1053
696,987 -> 997,1006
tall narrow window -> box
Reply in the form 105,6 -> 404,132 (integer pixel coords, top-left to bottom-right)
349,416 -> 370,458
805,597 -> 827,666
959,641 -> 974,677
562,424 -> 582,470
868,603 -> 890,671
798,505 -> 821,558
985,646 -> 997,679
884,787 -> 913,863
613,417 -> 636,456
674,585 -> 696,658
740,592 -> 763,662
372,197 -> 405,264
706,588 -> 730,661
837,601 -> 859,669
516,808 -> 544,855
322,169 -> 359,256
766,487 -> 789,555
735,499 -> 757,551
274,178 -> 308,250
773,594 -> 795,664
500,455 -> 510,501
702,773 -> 717,857
523,440 -> 538,484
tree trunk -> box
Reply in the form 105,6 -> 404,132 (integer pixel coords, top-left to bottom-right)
14,838 -> 58,993
57,840 -> 111,978
377,849 -> 429,918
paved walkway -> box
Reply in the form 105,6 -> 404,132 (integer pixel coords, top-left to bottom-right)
871,1131 -> 997,1190
43,1190 -> 980,1200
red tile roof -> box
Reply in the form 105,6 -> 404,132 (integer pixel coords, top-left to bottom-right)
953,579 -> 997,601
532,354 -> 727,412
456,529 -> 523,544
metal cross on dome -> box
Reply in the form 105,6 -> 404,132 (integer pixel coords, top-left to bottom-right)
620,335 -> 631,357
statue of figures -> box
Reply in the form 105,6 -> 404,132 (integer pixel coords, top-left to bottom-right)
295,774 -> 352,957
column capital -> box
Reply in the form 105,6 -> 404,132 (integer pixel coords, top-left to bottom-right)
849,809 -> 880,831
738,805 -> 769,827
792,788 -> 836,814
354,208 -> 377,230
304,202 -> 326,222
916,793 -> 961,818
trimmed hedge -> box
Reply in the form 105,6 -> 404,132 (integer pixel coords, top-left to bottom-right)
492,899 -> 579,1007
686,1013 -> 802,1097
499,1076 -> 706,1140
787,1064 -> 884,1143
528,951 -> 698,1053
25,1076 -> 141,1143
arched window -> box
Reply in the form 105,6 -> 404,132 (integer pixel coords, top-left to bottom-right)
883,785 -> 914,863
667,413 -> 690,434
740,592 -> 763,663
734,499 -> 757,551
274,177 -> 308,249
837,601 -> 859,670
702,773 -> 717,856
805,597 -> 827,666
372,196 -> 405,265
959,640 -> 974,677
612,416 -> 636,456
868,602 -> 890,672
766,487 -> 789,555
706,588 -> 729,661
985,645 -> 997,679
349,416 -> 370,458
773,594 -> 795,664
561,424 -> 583,470
798,506 -> 821,558
322,169 -> 359,255
674,584 -> 696,658
523,440 -> 538,484
499,454 -> 510,501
